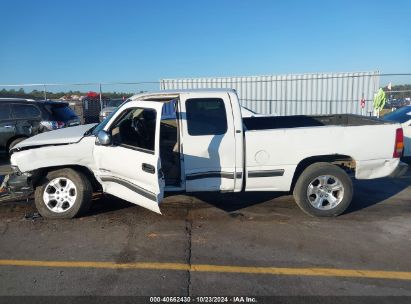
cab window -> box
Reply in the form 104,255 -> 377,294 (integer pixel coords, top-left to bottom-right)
186,98 -> 227,136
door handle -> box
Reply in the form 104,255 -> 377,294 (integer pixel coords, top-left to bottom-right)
3,125 -> 13,128
142,163 -> 155,174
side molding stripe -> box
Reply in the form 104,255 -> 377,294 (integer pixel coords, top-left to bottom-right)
100,176 -> 157,201
186,171 -> 238,180
248,169 -> 285,178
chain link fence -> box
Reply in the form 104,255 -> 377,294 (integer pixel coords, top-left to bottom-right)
1,72 -> 410,123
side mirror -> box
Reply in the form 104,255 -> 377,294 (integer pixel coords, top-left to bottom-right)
97,130 -> 111,146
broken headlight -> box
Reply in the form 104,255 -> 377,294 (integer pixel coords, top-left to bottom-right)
11,165 -> 22,175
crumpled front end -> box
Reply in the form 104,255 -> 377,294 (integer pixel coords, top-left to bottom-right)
1,167 -> 33,198
3,135 -> 97,198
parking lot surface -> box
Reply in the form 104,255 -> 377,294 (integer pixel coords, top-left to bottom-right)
0,156 -> 411,296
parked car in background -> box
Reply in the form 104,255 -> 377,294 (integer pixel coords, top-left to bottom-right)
99,99 -> 125,122
383,105 -> 411,157
387,98 -> 411,110
0,98 -> 80,154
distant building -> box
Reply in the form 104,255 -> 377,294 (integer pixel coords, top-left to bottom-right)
161,71 -> 380,116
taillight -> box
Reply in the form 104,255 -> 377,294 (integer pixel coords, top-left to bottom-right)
40,121 -> 65,131
393,128 -> 404,158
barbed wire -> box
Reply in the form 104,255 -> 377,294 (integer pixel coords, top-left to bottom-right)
0,81 -> 159,87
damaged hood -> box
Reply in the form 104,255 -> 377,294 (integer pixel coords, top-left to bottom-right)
14,124 -> 97,150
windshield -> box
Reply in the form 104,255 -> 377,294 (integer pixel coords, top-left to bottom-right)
89,99 -> 130,135
383,106 -> 411,123
90,106 -> 121,135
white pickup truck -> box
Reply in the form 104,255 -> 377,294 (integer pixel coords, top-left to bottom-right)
5,89 -> 408,218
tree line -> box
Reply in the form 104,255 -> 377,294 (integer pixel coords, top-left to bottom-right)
0,88 -> 133,100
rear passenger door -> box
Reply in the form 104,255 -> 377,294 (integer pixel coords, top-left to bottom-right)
180,93 -> 237,192
0,104 -> 15,152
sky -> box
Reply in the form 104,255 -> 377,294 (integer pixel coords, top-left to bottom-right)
1,0 -> 410,89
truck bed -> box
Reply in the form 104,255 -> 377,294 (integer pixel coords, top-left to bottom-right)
243,114 -> 389,131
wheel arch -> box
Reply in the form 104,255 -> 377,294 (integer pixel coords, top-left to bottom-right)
290,154 -> 355,192
32,165 -> 102,192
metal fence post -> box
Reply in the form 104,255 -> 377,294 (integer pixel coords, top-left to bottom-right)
285,77 -> 288,116
99,83 -> 103,110
43,85 -> 47,100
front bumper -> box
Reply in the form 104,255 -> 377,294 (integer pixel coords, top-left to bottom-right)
389,161 -> 409,178
3,173 -> 33,197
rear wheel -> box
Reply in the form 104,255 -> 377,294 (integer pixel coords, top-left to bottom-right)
293,162 -> 353,217
34,168 -> 92,219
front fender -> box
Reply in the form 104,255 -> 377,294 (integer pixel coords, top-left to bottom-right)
11,137 -> 96,173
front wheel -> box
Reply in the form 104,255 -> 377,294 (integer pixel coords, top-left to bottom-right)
34,168 -> 92,219
293,162 -> 353,217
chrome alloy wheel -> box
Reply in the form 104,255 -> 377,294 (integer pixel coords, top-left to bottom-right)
306,175 -> 344,210
43,177 -> 77,213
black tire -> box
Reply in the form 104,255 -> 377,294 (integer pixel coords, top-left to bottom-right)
293,162 -> 353,217
34,168 -> 92,219
8,137 -> 26,152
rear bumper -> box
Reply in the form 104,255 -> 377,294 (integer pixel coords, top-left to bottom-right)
389,161 -> 409,178
356,158 -> 406,179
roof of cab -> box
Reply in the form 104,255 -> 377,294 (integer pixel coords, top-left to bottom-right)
129,88 -> 236,101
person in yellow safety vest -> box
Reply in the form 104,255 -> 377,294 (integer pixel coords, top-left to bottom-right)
373,88 -> 387,118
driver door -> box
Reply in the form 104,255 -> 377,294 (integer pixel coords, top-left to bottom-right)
93,101 -> 165,213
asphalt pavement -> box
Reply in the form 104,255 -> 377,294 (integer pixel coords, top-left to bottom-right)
0,156 -> 411,297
